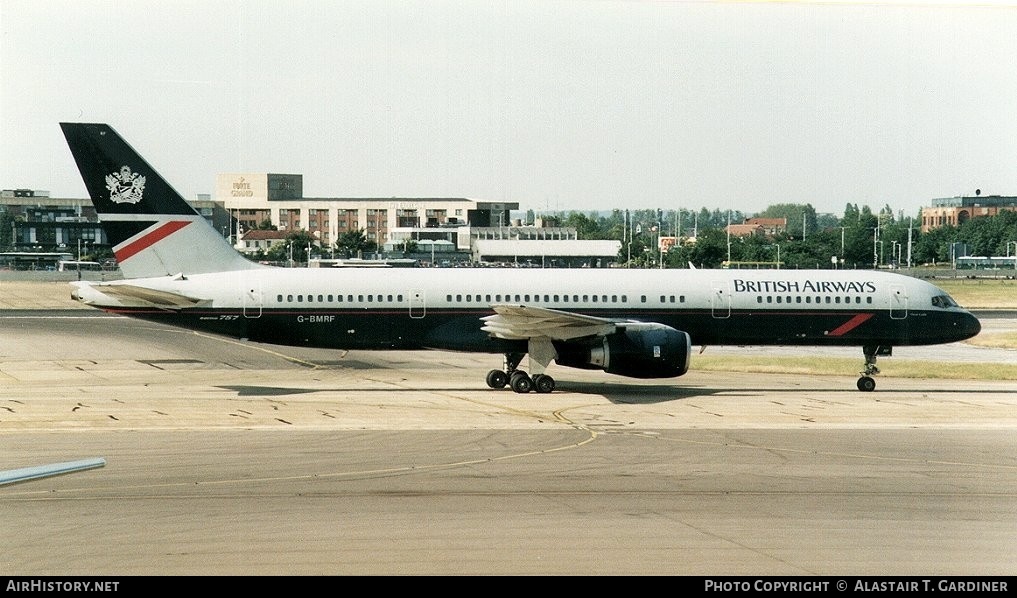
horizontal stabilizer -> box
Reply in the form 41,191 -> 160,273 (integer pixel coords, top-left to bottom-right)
0,457 -> 106,486
72,281 -> 211,309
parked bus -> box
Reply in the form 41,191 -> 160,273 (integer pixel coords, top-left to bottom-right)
57,260 -> 103,272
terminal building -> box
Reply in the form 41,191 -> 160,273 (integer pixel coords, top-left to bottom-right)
216,173 -> 517,250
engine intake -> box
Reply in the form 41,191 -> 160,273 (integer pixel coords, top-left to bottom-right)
555,323 -> 691,379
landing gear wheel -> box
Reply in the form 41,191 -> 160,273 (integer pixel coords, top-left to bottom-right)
510,371 -> 533,394
857,376 -> 876,392
486,369 -> 509,389
532,374 -> 555,394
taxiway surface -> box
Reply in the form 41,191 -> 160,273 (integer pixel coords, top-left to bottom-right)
1,313 -> 1015,575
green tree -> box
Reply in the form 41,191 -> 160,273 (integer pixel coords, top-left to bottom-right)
0,210 -> 13,250
266,230 -> 318,265
564,212 -> 607,240
756,203 -> 818,238
685,228 -> 728,268
335,229 -> 370,258
400,239 -> 418,254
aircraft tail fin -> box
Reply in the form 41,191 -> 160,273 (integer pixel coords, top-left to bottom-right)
60,123 -> 262,278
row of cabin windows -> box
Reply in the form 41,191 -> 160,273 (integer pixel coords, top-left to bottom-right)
276,293 -> 872,307
444,294 -> 689,304
278,294 -> 405,303
275,293 -> 689,305
756,295 -> 874,305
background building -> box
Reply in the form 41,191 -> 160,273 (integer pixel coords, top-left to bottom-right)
921,194 -> 1017,232
1,189 -> 230,256
472,239 -> 621,268
216,173 -> 517,248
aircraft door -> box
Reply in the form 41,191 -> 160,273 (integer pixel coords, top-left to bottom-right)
889,284 -> 907,320
409,289 -> 426,319
242,277 -> 263,318
711,280 -> 731,319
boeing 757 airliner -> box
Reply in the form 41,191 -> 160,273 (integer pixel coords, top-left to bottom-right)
60,123 -> 981,393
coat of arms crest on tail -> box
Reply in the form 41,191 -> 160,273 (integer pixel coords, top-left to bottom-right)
106,166 -> 146,204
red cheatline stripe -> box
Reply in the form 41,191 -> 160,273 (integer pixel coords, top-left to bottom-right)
827,313 -> 874,337
114,220 -> 191,262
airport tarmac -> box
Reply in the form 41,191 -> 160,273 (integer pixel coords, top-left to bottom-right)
1,310 -> 1016,576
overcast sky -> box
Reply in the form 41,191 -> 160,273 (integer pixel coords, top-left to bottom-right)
3,0 -> 1017,217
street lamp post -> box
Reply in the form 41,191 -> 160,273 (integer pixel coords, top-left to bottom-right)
872,227 -> 879,269
907,217 -> 913,269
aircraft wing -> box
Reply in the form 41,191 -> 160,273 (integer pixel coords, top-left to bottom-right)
481,304 -> 618,341
0,457 -> 106,487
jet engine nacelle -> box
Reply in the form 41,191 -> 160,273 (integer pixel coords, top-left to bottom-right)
554,323 -> 691,379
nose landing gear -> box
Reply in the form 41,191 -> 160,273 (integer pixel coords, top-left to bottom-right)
857,345 -> 891,392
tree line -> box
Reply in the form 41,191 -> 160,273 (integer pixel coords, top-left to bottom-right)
542,203 -> 1017,270
239,203 -> 1017,269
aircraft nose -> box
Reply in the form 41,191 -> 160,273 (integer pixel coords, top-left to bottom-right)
958,312 -> 981,340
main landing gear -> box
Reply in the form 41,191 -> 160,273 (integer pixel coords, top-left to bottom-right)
857,345 -> 891,392
486,344 -> 557,394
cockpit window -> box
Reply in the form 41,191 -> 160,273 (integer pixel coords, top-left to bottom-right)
931,295 -> 959,309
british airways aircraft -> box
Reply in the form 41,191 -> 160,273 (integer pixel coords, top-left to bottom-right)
60,123 -> 981,393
